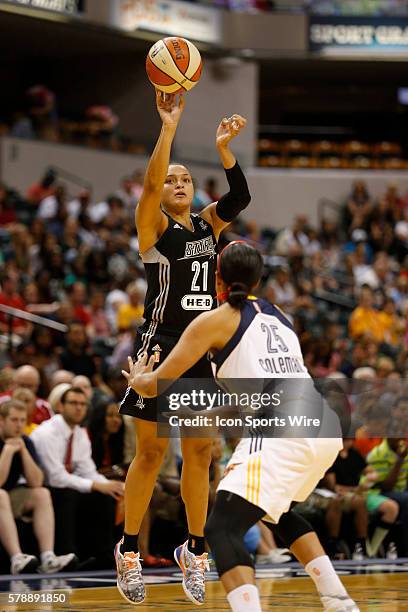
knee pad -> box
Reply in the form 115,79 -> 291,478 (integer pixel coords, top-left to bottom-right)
264,509 -> 313,548
205,492 -> 263,576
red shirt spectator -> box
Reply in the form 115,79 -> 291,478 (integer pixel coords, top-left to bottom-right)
0,274 -> 27,333
26,169 -> 57,206
66,282 -> 92,327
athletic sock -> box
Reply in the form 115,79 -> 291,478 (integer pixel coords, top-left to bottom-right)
227,584 -> 262,612
40,551 -> 55,564
367,520 -> 391,557
305,555 -> 348,598
188,534 -> 205,556
121,532 -> 139,555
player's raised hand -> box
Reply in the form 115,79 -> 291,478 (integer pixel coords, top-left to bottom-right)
216,114 -> 247,148
156,90 -> 185,130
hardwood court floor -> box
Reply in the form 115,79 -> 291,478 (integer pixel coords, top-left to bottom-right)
2,573 -> 408,612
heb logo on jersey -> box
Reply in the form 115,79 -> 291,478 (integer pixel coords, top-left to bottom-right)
181,295 -> 213,311
178,236 -> 216,260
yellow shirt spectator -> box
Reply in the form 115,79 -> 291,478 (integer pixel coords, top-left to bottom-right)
117,303 -> 144,331
349,285 -> 383,341
116,280 -> 146,330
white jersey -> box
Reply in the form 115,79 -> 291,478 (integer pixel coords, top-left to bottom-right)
212,298 -> 343,521
211,298 -> 308,380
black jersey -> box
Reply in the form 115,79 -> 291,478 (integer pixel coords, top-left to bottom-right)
140,213 -> 217,337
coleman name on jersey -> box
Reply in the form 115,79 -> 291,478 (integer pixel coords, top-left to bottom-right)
179,236 -> 216,260
259,355 -> 307,375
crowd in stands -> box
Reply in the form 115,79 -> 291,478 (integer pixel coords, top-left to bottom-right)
0,170 -> 407,573
1,85 -> 143,155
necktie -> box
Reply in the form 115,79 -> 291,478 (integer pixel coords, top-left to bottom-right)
64,432 -> 74,473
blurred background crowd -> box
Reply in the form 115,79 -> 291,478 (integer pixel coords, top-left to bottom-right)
0,166 -> 407,572
1,0 -> 408,581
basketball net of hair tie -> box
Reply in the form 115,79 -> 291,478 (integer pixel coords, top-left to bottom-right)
217,282 -> 248,303
216,287 -> 232,302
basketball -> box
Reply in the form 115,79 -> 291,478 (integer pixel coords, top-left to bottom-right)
146,37 -> 202,94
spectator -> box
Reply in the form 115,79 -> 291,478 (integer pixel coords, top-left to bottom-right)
0,272 -> 28,336
204,177 -> 220,202
131,170 -> 144,201
72,375 -> 93,402
30,387 -> 124,567
377,298 -> 404,347
49,370 -> 74,390
67,189 -> 92,219
37,184 -> 67,225
48,383 -> 71,415
89,291 -> 111,338
349,285 -> 383,341
116,281 -> 145,332
26,169 -> 57,206
65,283 -> 91,327
12,388 -> 37,435
0,183 -> 16,226
265,266 -> 296,312
88,398 -> 126,476
59,322 -> 96,380
354,402 -> 387,459
365,438 -> 408,556
13,365 -> 52,424
344,180 -> 372,232
325,439 -> 372,559
274,214 -> 310,256
116,176 -> 138,213
105,288 -> 129,333
0,368 -> 15,393
26,85 -> 58,141
0,399 -> 76,574
359,466 -> 399,558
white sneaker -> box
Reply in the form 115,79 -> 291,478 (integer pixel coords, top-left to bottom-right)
320,594 -> 360,611
386,542 -> 398,560
11,554 -> 39,575
39,553 -> 78,574
351,543 -> 365,561
174,541 -> 209,606
114,539 -> 145,605
256,548 -> 291,564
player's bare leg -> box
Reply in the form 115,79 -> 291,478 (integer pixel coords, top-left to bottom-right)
116,419 -> 169,605
124,420 -> 169,534
174,437 -> 212,605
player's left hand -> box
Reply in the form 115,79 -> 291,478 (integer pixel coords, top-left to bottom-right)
216,114 -> 247,148
122,354 -> 155,390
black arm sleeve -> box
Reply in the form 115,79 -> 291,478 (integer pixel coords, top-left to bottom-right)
215,162 -> 251,222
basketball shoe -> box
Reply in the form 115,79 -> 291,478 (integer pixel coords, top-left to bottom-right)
174,541 -> 209,606
11,553 -> 39,575
114,539 -> 145,605
320,594 -> 360,611
39,552 -> 78,573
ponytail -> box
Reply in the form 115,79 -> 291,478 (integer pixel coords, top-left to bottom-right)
227,282 -> 250,308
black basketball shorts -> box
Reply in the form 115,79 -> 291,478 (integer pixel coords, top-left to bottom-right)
118,326 -> 213,421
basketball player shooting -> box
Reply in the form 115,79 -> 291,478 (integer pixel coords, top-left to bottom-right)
115,90 -> 251,606
122,242 -> 360,612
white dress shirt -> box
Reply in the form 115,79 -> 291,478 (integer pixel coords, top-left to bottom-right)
30,414 -> 107,494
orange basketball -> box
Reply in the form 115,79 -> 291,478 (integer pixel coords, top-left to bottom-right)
146,37 -> 202,94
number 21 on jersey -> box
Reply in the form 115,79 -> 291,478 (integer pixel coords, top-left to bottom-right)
191,260 -> 209,292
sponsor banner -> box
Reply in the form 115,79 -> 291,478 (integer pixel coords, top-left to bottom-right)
117,0 -> 221,44
309,15 -> 408,53
0,0 -> 82,13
